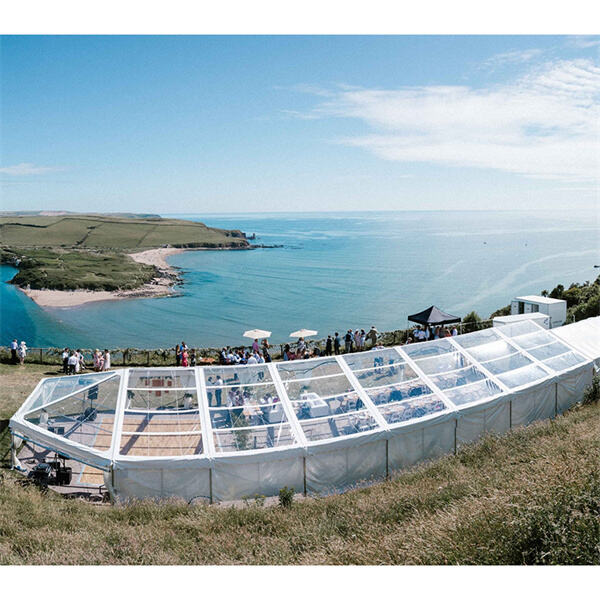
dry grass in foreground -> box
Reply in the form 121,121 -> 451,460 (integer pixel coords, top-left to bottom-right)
0,364 -> 598,565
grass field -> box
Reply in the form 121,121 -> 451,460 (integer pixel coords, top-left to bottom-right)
0,214 -> 248,250
1,363 -> 598,565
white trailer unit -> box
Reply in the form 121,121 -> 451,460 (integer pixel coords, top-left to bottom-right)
511,295 -> 567,328
493,312 -> 551,329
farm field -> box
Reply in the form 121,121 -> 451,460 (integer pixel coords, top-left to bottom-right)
0,214 -> 248,250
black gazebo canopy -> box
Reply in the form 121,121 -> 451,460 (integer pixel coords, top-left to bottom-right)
408,305 -> 461,326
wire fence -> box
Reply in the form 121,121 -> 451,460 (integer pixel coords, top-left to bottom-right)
0,320 -> 494,367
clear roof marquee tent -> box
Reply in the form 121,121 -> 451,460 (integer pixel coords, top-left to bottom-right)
9,317 -> 597,503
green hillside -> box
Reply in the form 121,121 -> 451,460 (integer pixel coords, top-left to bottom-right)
0,214 -> 250,292
0,214 -> 249,250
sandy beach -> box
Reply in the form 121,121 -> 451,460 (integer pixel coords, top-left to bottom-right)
19,247 -> 184,308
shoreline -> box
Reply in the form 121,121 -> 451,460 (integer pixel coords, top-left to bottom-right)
19,247 -> 185,308
14,244 -> 260,309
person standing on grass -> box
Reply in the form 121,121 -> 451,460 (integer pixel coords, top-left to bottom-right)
103,349 -> 111,371
334,332 -> 341,355
344,330 -> 353,353
181,347 -> 189,367
175,344 -> 181,367
62,348 -> 70,374
367,326 -> 378,348
68,352 -> 78,374
10,339 -> 18,364
18,340 -> 27,365
325,335 -> 333,356
252,339 -> 260,353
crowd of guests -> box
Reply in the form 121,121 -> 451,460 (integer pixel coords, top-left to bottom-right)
6,322 -> 462,373
60,348 -> 111,374
408,324 -> 459,343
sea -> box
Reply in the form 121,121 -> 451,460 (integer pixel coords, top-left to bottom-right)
1,210 -> 598,349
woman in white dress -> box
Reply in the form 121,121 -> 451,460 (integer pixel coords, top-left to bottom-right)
18,341 -> 27,365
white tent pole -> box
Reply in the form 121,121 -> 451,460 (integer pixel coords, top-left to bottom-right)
267,362 -> 308,448
109,368 -> 130,463
196,366 -> 216,458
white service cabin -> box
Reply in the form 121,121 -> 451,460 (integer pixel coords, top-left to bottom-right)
511,295 -> 567,328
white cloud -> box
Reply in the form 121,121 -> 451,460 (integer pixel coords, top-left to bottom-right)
0,162 -> 64,176
295,58 -> 600,183
481,48 -> 544,70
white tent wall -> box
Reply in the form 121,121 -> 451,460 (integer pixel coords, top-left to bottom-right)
305,437 -> 388,495
556,363 -> 593,414
211,455 -> 305,501
509,378 -> 557,427
110,463 -> 211,502
387,413 -> 456,472
455,396 -> 511,448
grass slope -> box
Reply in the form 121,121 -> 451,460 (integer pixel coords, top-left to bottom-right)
2,248 -> 158,291
0,214 -> 248,250
1,364 -> 598,565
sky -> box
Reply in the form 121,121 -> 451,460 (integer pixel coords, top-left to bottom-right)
1,35 -> 599,213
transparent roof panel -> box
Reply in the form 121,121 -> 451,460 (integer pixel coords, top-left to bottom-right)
456,328 -> 503,349
543,351 -> 587,372
210,401 -> 287,429
282,374 -> 354,402
482,353 -> 534,375
353,363 -> 419,389
213,423 -> 296,453
127,369 -> 196,389
510,331 -> 555,350
203,364 -> 272,386
366,380 -> 433,405
25,372 -> 117,412
276,357 -> 342,381
402,338 -> 454,359
25,374 -> 120,452
498,319 -> 543,338
299,409 -> 379,442
377,396 -> 447,426
206,383 -> 281,408
496,364 -> 549,388
429,365 -> 488,391
342,348 -> 404,371
444,379 -> 503,406
414,351 -> 471,375
466,340 -> 516,362
292,391 -> 365,421
125,388 -> 199,411
527,341 -> 572,361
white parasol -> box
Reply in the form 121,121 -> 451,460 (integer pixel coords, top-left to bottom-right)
290,329 -> 318,338
243,329 -> 272,339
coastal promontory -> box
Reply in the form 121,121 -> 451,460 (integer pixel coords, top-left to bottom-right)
0,212 -> 250,307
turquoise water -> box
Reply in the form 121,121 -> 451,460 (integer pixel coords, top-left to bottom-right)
1,210 -> 598,348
